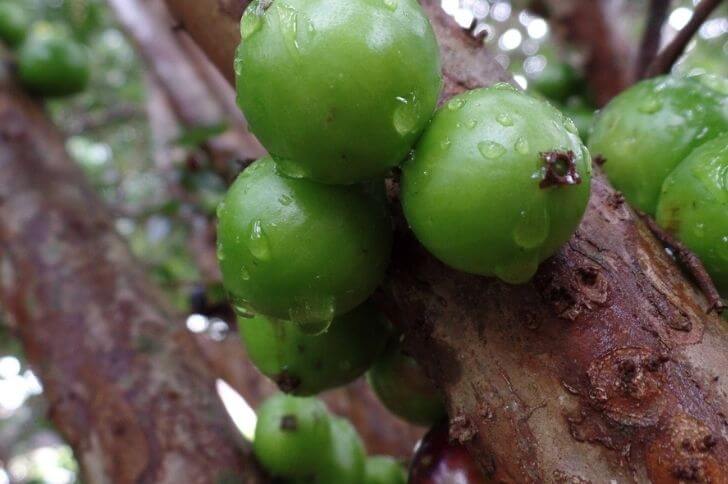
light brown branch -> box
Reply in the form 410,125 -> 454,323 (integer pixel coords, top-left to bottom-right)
645,0 -> 726,77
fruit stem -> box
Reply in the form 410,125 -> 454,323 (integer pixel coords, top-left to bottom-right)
638,211 -> 726,315
538,150 -> 582,189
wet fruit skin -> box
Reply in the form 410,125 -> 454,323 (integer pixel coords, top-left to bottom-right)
402,85 -> 592,284
409,422 -> 489,484
18,28 -> 90,97
656,134 -> 728,295
236,0 -> 442,185
253,393 -> 332,478
217,157 -> 392,332
238,302 -> 390,395
589,75 -> 728,215
364,456 -> 407,484
0,2 -> 29,48
367,339 -> 445,427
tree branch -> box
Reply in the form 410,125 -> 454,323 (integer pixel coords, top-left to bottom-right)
164,0 -> 728,480
635,0 -> 672,79
645,0 -> 726,77
0,79 -> 268,483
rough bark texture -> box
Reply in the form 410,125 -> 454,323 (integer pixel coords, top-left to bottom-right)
0,77 -> 267,484
162,0 -> 728,482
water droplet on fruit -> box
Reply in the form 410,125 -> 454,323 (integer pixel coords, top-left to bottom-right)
563,117 -> 578,134
240,10 -> 263,40
275,158 -> 308,179
383,0 -> 397,11
492,82 -> 516,91
496,113 -> 513,126
494,256 -> 540,284
440,138 -> 451,150
216,240 -> 226,261
216,202 -> 226,219
277,3 -> 301,55
278,194 -> 293,206
447,98 -> 465,111
233,57 -> 244,77
249,220 -> 272,261
466,119 -> 477,129
693,223 -> 705,239
289,296 -> 336,334
231,295 -> 255,319
638,96 -> 662,114
513,207 -> 550,249
240,264 -> 251,281
515,137 -> 529,154
478,141 -> 506,159
393,94 -> 420,136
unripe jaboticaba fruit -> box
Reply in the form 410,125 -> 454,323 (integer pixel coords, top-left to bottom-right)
367,339 -> 445,427
239,302 -> 390,395
217,157 -> 392,332
18,26 -> 90,97
312,417 -> 366,484
253,393 -> 332,478
589,75 -> 728,215
656,134 -> 728,295
402,85 -> 592,284
235,0 -> 442,185
0,2 -> 29,48
364,456 -> 407,484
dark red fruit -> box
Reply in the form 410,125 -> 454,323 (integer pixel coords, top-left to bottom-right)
409,422 -> 489,484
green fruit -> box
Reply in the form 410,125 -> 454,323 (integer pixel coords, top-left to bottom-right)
239,302 -> 390,395
364,456 -> 407,484
236,0 -> 442,184
529,61 -> 580,103
656,135 -> 728,294
253,394 -> 332,478
313,418 -> 366,484
0,2 -> 29,48
217,157 -> 392,332
402,85 -> 592,284
589,75 -> 728,215
18,26 -> 90,97
368,339 -> 445,426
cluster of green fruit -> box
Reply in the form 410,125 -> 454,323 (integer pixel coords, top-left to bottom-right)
254,393 -> 407,483
219,0 -> 594,464
589,74 -> 728,297
0,1 -> 89,96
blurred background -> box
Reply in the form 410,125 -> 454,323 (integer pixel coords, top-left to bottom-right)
0,0 -> 725,482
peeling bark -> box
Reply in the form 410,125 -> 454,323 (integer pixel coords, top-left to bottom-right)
162,0 -> 728,481
0,79 -> 267,483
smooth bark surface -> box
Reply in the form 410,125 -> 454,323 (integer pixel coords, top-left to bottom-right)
0,78 -> 266,484
163,0 -> 728,481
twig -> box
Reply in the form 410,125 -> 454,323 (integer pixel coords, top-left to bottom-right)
636,0 -> 672,79
638,212 -> 725,315
644,0 -> 725,77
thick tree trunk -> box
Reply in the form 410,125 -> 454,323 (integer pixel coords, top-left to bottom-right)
163,0 -> 728,482
0,78 -> 267,483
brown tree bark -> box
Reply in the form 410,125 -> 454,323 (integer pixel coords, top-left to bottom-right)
0,78 -> 267,483
163,0 -> 728,482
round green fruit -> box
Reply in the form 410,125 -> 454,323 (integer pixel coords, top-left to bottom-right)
313,417 -> 366,484
589,75 -> 728,215
217,157 -> 392,332
239,302 -> 390,395
364,456 -> 407,484
656,135 -> 728,294
367,339 -> 445,426
17,26 -> 90,97
236,0 -> 442,184
0,2 -> 29,48
253,394 -> 332,478
402,85 -> 592,284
